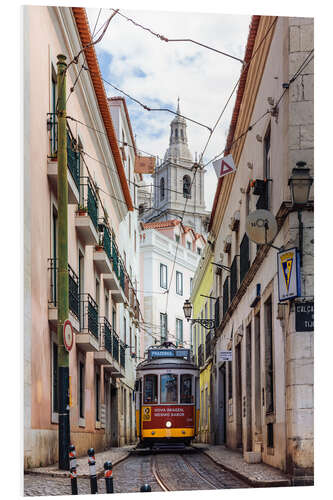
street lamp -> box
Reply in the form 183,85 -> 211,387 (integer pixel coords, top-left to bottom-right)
183,299 -> 216,329
288,161 -> 313,267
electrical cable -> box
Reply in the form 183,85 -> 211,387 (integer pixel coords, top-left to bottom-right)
81,64 -> 212,132
111,8 -> 244,63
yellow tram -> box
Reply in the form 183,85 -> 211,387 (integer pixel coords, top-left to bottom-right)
135,342 -> 200,449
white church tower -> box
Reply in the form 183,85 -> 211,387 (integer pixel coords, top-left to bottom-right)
141,99 -> 210,235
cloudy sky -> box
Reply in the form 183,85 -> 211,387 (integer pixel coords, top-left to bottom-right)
86,7 -> 251,211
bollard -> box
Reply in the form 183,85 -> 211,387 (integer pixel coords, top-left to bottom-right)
88,448 -> 98,494
69,444 -> 78,495
140,484 -> 152,492
104,461 -> 114,493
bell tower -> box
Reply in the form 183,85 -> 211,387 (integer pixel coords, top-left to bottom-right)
142,99 -> 209,234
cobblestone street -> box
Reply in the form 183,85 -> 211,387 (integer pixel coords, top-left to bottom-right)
24,451 -> 250,496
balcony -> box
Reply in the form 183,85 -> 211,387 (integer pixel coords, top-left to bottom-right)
48,259 -> 80,332
75,177 -> 99,246
103,328 -> 124,378
47,130 -> 80,205
104,239 -> 127,303
94,317 -> 113,366
93,223 -> 113,274
205,331 -> 213,359
75,294 -> 99,352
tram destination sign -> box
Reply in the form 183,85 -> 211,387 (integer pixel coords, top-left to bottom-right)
295,301 -> 314,332
148,349 -> 190,361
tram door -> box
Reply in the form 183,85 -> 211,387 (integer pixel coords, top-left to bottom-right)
217,364 -> 226,444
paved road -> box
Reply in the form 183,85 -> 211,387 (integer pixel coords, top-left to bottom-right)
24,450 -> 250,496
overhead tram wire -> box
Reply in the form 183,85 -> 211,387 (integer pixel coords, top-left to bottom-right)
56,9 -> 119,113
80,65 -> 212,133
111,8 -> 244,64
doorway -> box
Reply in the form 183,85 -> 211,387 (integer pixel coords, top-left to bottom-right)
110,385 -> 118,446
254,313 -> 262,442
235,342 -> 243,450
246,323 -> 252,451
217,364 -> 226,444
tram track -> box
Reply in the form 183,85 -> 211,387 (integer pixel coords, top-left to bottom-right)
150,450 -> 248,491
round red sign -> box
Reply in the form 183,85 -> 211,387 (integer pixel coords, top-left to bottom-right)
63,319 -> 74,351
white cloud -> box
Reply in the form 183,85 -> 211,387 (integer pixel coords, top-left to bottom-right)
87,7 -> 251,211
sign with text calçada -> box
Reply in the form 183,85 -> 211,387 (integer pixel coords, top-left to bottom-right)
277,247 -> 301,301
213,154 -> 236,179
219,350 -> 232,362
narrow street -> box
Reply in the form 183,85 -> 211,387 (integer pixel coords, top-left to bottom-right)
24,450 -> 250,496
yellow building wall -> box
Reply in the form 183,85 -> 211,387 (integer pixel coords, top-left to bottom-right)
191,252 -> 213,443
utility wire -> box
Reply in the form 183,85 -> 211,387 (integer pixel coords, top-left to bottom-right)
81,64 -> 212,132
112,8 -> 244,63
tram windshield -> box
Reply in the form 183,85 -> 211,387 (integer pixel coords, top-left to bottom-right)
160,374 -> 178,403
143,374 -> 158,404
180,374 -> 193,403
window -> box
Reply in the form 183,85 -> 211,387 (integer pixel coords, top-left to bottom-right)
264,125 -> 271,209
240,233 -> 250,283
180,374 -> 193,403
160,313 -> 168,342
183,175 -> 191,199
197,247 -> 201,256
187,241 -> 191,250
175,234 -> 180,243
160,177 -> 165,201
190,278 -> 193,294
95,278 -> 100,306
95,372 -> 100,421
230,256 -> 238,302
50,67 -> 57,156
52,206 -> 58,305
160,263 -> 168,289
223,276 -> 229,318
161,374 -> 178,403
52,341 -> 58,414
144,375 -> 158,404
265,296 -> 274,414
105,293 -> 109,320
124,317 -> 127,345
176,271 -> 183,295
228,360 -> 233,399
176,318 -> 183,346
79,361 -> 85,419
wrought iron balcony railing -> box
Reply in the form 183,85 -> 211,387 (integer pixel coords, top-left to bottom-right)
120,343 -> 126,369
80,293 -> 99,339
67,133 -> 80,190
79,177 -> 99,231
112,328 -> 120,363
48,259 -> 79,320
102,317 -> 112,354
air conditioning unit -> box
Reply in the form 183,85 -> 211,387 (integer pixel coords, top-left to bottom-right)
250,284 -> 261,308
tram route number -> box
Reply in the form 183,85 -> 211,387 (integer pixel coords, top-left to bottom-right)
142,406 -> 151,421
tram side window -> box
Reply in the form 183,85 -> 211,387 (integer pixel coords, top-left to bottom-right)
144,375 -> 158,404
160,374 -> 178,403
180,374 -> 193,403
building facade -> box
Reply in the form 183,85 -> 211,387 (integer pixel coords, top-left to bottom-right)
208,15 -> 313,485
190,244 -> 214,443
139,220 -> 205,356
24,6 -> 141,467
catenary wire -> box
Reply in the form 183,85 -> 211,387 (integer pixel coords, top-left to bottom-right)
112,8 -> 244,63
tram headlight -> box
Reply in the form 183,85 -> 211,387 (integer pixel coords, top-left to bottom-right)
166,421 -> 172,428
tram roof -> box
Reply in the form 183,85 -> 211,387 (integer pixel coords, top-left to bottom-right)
136,356 -> 198,371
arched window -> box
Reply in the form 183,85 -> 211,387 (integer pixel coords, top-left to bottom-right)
160,177 -> 165,201
183,175 -> 191,199
181,129 -> 184,140
175,128 -> 178,139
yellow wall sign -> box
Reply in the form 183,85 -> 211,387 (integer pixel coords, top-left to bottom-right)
142,407 -> 151,421
277,247 -> 301,301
